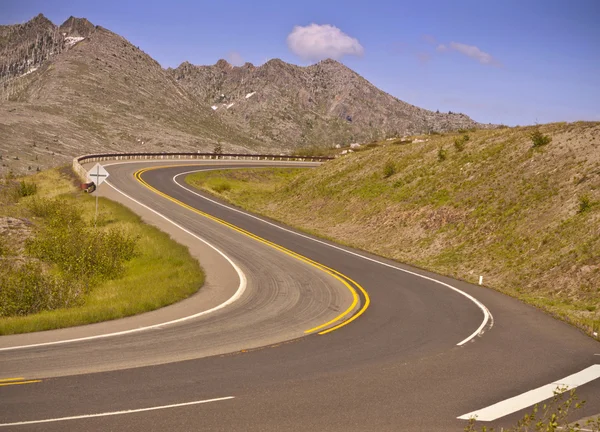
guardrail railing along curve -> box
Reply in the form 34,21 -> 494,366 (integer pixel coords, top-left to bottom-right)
73,152 -> 333,183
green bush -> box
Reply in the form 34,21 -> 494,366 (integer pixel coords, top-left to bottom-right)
26,206 -> 137,285
530,129 -> 552,147
437,147 -> 448,162
211,181 -> 232,193
0,262 -> 79,317
0,180 -> 37,203
0,197 -> 140,318
17,181 -> 37,197
454,134 -> 470,152
578,194 -> 592,214
383,160 -> 397,178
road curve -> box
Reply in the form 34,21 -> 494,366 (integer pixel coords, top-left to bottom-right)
1,160 -> 598,431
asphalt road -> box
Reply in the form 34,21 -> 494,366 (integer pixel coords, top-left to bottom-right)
0,160 -> 598,431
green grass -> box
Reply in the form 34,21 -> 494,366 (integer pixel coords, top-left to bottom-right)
0,168 -> 204,334
186,168 -> 306,210
184,122 -> 600,338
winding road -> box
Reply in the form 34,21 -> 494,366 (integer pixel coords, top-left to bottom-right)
1,160 -> 598,431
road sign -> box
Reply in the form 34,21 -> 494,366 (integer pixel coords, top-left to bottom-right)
88,163 -> 110,186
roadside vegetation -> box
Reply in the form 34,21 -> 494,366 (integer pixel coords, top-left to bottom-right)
0,168 -> 204,334
186,122 -> 600,338
465,388 -> 599,431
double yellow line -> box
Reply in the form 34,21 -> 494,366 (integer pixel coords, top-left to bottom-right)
0,377 -> 41,387
134,165 -> 370,335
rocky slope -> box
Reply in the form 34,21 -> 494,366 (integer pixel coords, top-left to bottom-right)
170,58 -> 494,149
0,15 -> 261,175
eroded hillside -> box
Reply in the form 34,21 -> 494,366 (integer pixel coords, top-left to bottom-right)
0,15 -> 262,175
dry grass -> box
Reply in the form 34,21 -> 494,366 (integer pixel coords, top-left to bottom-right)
186,122 -> 600,337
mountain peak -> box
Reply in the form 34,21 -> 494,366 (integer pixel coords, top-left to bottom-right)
31,13 -> 52,24
318,58 -> 341,66
215,59 -> 231,69
59,16 -> 96,37
25,13 -> 55,29
263,58 -> 286,67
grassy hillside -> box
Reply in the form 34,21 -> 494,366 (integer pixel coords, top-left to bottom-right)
0,168 -> 204,334
186,122 -> 600,337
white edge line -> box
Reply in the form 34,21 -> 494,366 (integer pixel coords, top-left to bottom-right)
0,167 -> 247,352
457,364 -> 600,421
173,166 -> 494,346
0,396 -> 235,427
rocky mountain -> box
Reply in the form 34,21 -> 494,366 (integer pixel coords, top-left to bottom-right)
170,58 -> 493,148
1,13 -> 493,175
0,15 -> 262,175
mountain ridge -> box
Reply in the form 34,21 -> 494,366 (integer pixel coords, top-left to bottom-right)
1,13 -> 493,175
170,57 -> 493,148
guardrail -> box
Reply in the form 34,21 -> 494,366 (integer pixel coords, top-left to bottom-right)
73,152 -> 334,182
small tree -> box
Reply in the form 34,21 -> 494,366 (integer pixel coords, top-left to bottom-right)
454,134 -> 470,152
213,142 -> 223,155
578,195 -> 592,214
530,129 -> 552,147
383,160 -> 396,178
437,147 -> 448,162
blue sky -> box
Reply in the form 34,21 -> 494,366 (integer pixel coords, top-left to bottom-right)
2,0 -> 599,125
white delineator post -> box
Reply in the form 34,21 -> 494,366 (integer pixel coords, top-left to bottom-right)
479,275 -> 483,285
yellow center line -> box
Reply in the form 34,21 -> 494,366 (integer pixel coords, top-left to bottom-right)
0,377 -> 24,383
0,380 -> 42,387
133,165 -> 370,335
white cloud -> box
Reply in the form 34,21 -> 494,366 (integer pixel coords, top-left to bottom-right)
449,42 -> 496,65
228,51 -> 244,66
438,42 -> 499,66
287,23 -> 364,62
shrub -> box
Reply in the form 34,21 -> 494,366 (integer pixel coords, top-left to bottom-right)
530,129 -> 552,147
0,262 -> 80,317
5,196 -> 141,317
211,181 -> 232,193
454,134 -> 470,151
437,147 -> 448,162
18,180 -> 37,197
26,214 -> 137,286
383,160 -> 396,178
28,197 -> 83,225
578,194 -> 592,214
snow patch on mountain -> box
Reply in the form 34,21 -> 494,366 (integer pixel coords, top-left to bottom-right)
65,36 -> 85,47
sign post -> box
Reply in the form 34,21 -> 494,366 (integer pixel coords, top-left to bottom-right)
87,163 -> 110,226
